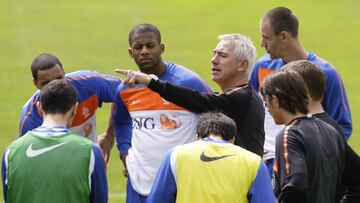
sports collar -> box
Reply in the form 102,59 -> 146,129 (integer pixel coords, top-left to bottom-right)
202,137 -> 232,144
32,126 -> 71,137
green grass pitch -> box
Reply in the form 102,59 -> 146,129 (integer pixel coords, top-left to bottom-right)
1,0 -> 359,202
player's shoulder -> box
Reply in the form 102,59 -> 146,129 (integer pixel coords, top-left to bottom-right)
313,116 -> 342,134
66,70 -> 120,82
308,52 -> 337,75
288,116 -> 330,138
65,70 -> 121,93
165,62 -> 203,81
114,83 -> 150,104
256,54 -> 272,64
288,116 -> 310,131
165,62 -> 211,91
275,122 -> 296,142
66,70 -> 96,78
9,133 -> 28,148
166,62 -> 200,78
254,54 -> 284,69
115,82 -> 147,93
23,90 -> 41,109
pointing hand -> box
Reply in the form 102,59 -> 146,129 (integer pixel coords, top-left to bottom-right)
115,69 -> 152,87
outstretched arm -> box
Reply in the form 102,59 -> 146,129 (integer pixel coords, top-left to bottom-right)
115,69 -> 250,117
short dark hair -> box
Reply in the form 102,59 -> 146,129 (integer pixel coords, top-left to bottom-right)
40,79 -> 77,115
261,70 -> 309,115
284,60 -> 326,101
128,23 -> 161,45
31,53 -> 63,81
196,112 -> 236,141
264,7 -> 299,37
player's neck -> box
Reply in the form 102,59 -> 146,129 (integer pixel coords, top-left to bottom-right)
282,41 -> 307,63
208,134 -> 225,141
152,61 -> 167,76
140,61 -> 167,76
283,111 -> 307,125
220,75 -> 248,93
308,100 -> 324,114
42,114 -> 71,128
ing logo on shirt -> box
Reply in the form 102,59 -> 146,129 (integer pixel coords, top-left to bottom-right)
159,114 -> 181,129
132,117 -> 156,130
131,114 -> 181,130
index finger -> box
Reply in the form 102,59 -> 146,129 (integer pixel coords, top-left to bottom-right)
115,69 -> 129,76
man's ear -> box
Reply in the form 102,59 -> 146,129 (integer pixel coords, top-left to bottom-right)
195,134 -> 201,140
72,102 -> 79,118
37,102 -> 44,118
271,95 -> 280,108
237,59 -> 249,72
230,136 -> 235,144
128,48 -> 134,58
280,31 -> 289,41
67,102 -> 79,127
33,78 -> 41,90
160,43 -> 165,54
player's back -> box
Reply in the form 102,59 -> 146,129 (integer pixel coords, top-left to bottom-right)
277,116 -> 345,203
5,130 -> 93,203
175,140 -> 261,203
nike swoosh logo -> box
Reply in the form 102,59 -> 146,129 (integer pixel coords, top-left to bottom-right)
26,142 -> 67,157
132,100 -> 140,105
200,151 -> 235,162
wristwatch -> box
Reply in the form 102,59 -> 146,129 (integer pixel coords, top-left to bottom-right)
149,74 -> 158,82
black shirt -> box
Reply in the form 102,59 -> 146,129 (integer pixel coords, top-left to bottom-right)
315,112 -> 360,203
274,116 -> 345,203
148,79 -> 265,156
